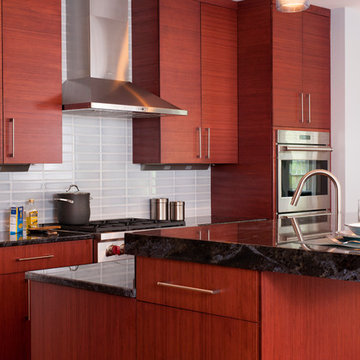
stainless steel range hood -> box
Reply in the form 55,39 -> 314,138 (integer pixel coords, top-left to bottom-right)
63,0 -> 187,118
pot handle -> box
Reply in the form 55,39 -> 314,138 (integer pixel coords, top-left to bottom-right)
54,198 -> 74,204
66,184 -> 80,193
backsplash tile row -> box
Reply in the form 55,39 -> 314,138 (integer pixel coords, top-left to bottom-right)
0,115 -> 211,230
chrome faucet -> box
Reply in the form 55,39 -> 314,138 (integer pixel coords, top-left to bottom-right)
290,169 -> 342,233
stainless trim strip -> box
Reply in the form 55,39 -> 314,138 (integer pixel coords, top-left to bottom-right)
301,93 -> 304,123
157,281 -> 220,295
197,127 -> 202,159
284,146 -> 333,152
206,128 -> 211,159
63,102 -> 188,116
16,255 -> 55,262
27,280 -> 31,321
10,118 -> 15,158
308,94 -> 311,124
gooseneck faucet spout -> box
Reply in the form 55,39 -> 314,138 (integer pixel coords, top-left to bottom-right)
290,169 -> 342,233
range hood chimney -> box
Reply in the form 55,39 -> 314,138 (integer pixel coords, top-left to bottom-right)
62,0 -> 187,118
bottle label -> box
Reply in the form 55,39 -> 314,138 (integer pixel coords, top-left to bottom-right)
27,210 -> 38,228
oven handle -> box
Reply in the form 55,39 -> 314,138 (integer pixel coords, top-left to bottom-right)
284,146 -> 333,152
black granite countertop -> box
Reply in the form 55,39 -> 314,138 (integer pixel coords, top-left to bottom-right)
26,255 -> 136,298
0,229 -> 93,247
125,212 -> 360,282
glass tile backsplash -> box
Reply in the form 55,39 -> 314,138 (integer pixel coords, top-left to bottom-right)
0,114 -> 211,229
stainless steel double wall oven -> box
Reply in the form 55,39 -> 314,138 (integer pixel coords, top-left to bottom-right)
277,130 -> 332,215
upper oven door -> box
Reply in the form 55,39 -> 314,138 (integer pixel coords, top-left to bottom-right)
277,145 -> 332,214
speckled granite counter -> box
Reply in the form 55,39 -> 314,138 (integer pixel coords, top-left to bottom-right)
0,230 -> 93,247
125,213 -> 360,282
26,256 -> 135,298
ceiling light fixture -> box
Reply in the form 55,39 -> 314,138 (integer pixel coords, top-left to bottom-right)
276,0 -> 310,13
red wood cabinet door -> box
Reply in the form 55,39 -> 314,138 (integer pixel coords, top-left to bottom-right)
302,12 -> 330,130
0,273 -> 29,360
272,8 -> 303,128
262,272 -> 360,360
2,0 -> 62,164
137,301 -> 259,360
201,4 -> 238,164
159,0 -> 202,163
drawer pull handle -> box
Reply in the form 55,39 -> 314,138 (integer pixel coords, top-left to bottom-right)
157,281 -> 220,295
16,254 -> 55,262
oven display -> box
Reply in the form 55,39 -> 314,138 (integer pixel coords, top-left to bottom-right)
299,135 -> 311,140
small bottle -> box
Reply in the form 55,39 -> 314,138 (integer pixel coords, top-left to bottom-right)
25,199 -> 38,230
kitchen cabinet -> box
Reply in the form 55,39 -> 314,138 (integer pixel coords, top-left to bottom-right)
262,272 -> 360,360
137,301 -> 259,360
132,0 -> 238,164
201,3 -> 238,163
0,239 -> 93,360
30,281 -> 136,360
136,256 -> 260,359
273,7 -> 330,129
1,0 -> 62,164
211,0 -> 330,222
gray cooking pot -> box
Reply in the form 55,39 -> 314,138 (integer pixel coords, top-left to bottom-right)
54,185 -> 90,225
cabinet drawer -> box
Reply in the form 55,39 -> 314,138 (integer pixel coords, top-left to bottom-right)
0,240 -> 93,275
137,301 -> 259,360
136,257 -> 259,322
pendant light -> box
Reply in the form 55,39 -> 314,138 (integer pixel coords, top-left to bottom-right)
276,0 -> 310,13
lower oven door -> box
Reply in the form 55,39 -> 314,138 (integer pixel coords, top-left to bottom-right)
277,145 -> 332,214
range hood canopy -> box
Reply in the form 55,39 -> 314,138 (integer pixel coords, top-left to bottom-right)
63,0 -> 187,118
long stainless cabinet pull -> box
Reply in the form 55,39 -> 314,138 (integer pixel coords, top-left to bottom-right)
157,281 -> 220,295
308,93 -> 311,123
197,127 -> 202,159
10,118 -> 15,158
27,280 -> 31,321
16,254 -> 55,262
205,128 -> 211,159
284,145 -> 333,152
300,93 -> 304,123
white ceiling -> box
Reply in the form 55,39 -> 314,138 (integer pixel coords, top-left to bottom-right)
311,0 -> 360,9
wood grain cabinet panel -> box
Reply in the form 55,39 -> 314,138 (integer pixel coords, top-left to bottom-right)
0,240 -> 93,360
262,272 -> 360,360
1,0 -> 62,164
132,0 -> 238,164
201,3 -> 238,163
132,0 -> 202,164
273,5 -> 330,130
302,11 -> 330,130
0,239 -> 93,275
31,282 -> 136,360
137,301 -> 259,360
136,256 -> 260,322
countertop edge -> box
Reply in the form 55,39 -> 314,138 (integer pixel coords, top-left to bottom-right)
125,233 -> 360,282
26,271 -> 136,298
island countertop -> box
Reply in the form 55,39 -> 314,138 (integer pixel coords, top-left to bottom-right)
125,212 -> 360,282
26,255 -> 135,298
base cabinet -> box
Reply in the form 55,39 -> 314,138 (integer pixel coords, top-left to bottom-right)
137,301 -> 259,360
0,239 -> 93,360
30,282 -> 136,360
262,272 -> 360,360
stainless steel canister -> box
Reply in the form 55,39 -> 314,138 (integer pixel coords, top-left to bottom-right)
150,198 -> 169,220
170,201 -> 185,221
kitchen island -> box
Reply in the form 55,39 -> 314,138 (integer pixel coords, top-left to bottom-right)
125,213 -> 360,360
28,213 -> 360,359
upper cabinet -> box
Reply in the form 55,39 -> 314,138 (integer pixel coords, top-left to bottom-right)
273,6 -> 330,129
1,0 -> 62,164
201,3 -> 238,163
132,0 -> 238,164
